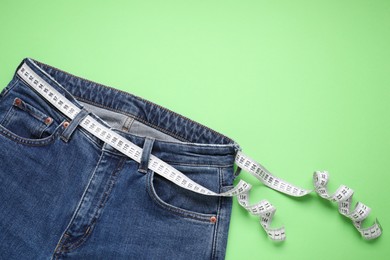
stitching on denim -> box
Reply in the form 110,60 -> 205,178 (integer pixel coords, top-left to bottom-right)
15,75 -> 71,127
36,119 -> 47,138
0,105 -> 16,127
52,150 -> 105,256
147,172 -> 213,222
0,123 -> 62,146
75,96 -> 189,142
53,233 -> 70,260
2,98 -> 54,140
146,171 -> 216,223
14,98 -> 49,123
221,167 -> 226,188
60,158 -> 126,252
59,221 -> 95,253
38,121 -> 51,139
25,59 -> 238,146
78,128 -> 104,149
164,161 -> 234,168
211,168 -> 223,260
148,139 -> 234,148
7,88 -> 235,150
122,116 -> 134,131
98,147 -> 235,167
32,58 -> 236,144
75,96 -> 202,142
59,157 -> 127,253
76,96 -> 236,152
214,199 -> 223,260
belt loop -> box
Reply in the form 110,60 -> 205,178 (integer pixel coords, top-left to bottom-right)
60,108 -> 90,142
138,136 -> 155,174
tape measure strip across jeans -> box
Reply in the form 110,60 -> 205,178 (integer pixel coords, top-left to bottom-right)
17,62 -> 382,241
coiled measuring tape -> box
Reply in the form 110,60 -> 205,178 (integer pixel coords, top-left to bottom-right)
17,62 -> 382,241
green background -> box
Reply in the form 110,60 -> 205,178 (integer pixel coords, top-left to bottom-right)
1,1 -> 389,259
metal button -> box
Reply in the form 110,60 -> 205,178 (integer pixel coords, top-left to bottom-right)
210,216 -> 217,223
63,121 -> 70,128
44,117 -> 53,125
14,98 -> 22,106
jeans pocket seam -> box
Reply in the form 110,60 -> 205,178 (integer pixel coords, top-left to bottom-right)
146,171 -> 216,223
0,122 -> 64,146
0,105 -> 16,127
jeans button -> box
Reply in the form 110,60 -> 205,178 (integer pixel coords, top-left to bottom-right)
14,98 -> 22,106
44,117 -> 53,125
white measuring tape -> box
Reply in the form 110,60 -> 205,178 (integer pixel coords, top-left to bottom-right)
313,171 -> 382,239
17,62 -> 382,241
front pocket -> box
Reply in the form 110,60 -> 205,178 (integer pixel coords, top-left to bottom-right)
146,164 -> 223,222
0,97 -> 62,146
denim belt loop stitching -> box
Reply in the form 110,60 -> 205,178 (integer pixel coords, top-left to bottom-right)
60,108 -> 90,143
138,136 -> 156,174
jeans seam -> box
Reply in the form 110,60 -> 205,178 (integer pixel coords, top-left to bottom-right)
122,115 -> 134,131
57,224 -> 94,254
0,123 -> 63,146
59,157 -> 127,253
166,161 -> 234,168
2,99 -> 53,140
74,96 -> 190,142
31,58 -> 236,143
220,167 -> 226,188
14,97 -> 50,123
0,105 -> 16,127
146,171 -> 216,223
211,168 -> 223,260
32,58 -> 238,145
52,150 -> 105,257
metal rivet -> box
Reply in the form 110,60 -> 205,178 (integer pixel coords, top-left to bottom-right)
44,117 -> 53,125
14,98 -> 22,106
210,216 -> 217,223
63,121 -> 70,128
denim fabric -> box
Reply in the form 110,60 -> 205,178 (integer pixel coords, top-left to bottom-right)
0,58 -> 239,259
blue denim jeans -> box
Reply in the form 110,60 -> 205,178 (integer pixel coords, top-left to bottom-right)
0,58 -> 239,259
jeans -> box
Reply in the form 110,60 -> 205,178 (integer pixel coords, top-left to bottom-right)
0,58 -> 239,259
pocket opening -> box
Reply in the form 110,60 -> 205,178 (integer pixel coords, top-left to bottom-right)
0,96 -> 62,146
146,165 -> 223,223
12,97 -> 54,127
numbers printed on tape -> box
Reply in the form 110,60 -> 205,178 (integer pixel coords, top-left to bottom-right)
313,171 -> 382,240
235,152 -> 311,197
17,62 -> 382,241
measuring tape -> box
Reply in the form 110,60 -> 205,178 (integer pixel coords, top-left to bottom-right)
313,170 -> 381,239
17,62 -> 382,241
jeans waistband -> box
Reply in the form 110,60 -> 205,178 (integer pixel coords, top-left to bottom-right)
14,58 -> 240,167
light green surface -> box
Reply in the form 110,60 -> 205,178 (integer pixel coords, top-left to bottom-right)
1,1 -> 389,259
